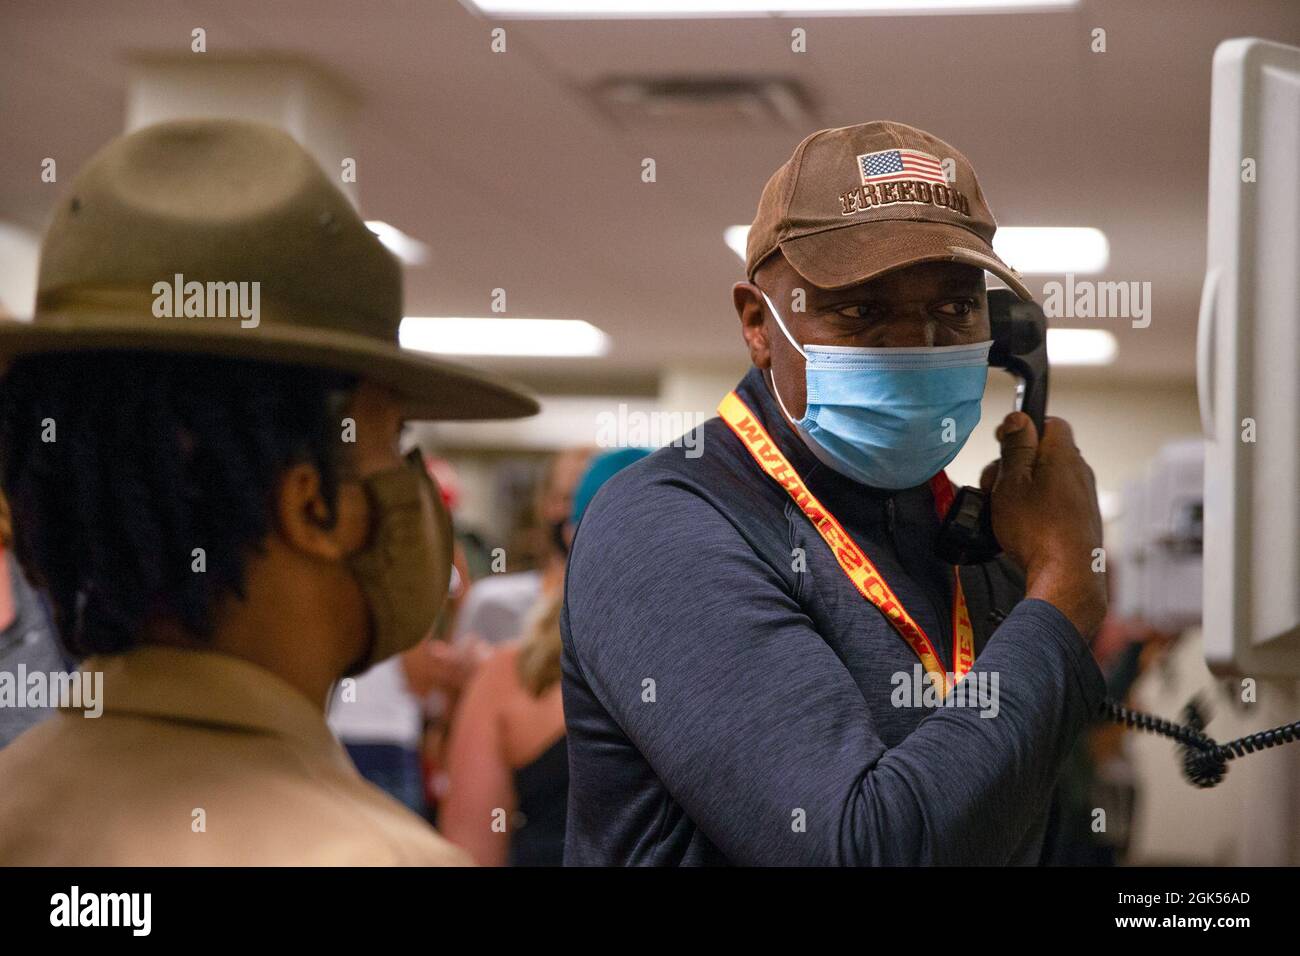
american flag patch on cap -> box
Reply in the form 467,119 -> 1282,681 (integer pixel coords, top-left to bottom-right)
857,149 -> 947,187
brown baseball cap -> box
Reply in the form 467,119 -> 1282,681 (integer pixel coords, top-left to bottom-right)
746,120 -> 1031,300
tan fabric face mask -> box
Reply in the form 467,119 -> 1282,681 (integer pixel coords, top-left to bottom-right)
346,450 -> 452,674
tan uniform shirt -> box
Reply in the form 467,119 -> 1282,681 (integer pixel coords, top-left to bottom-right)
0,646 -> 470,865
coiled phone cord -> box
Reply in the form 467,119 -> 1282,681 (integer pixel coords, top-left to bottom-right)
983,592 -> 1300,789
1098,698 -> 1300,788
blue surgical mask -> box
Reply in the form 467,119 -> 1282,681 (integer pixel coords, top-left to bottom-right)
762,291 -> 991,491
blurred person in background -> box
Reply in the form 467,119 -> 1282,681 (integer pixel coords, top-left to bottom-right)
0,489 -> 67,750
421,447 -> 593,815
0,119 -> 535,864
441,448 -> 648,866
451,447 -> 593,648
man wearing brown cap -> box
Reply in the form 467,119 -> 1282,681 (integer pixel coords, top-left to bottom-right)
561,122 -> 1108,865
0,119 -> 535,864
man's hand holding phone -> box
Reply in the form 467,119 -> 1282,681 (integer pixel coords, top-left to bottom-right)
980,411 -> 1109,641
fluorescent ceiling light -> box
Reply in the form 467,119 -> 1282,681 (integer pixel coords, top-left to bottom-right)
400,317 -> 611,357
366,221 -> 430,267
992,227 -> 1109,275
724,224 -> 750,262
1046,328 -> 1117,366
465,0 -> 1076,18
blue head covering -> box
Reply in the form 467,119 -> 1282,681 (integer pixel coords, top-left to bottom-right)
570,448 -> 651,526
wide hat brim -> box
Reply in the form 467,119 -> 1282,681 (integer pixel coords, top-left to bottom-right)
778,219 -> 1034,301
0,314 -> 539,421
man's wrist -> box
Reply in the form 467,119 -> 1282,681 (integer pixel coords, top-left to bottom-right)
1025,566 -> 1107,641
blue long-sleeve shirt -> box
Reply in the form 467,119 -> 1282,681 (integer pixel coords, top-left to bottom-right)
560,367 -> 1107,865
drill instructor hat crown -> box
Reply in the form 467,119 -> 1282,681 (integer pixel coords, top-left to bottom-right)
0,117 -> 538,422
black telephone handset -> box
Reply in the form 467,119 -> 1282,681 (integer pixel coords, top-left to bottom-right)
934,289 -> 1049,565
933,289 -> 1300,786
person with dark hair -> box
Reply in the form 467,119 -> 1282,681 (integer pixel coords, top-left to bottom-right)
0,118 -> 535,865
561,123 -> 1107,865
440,448 -> 647,866
0,355 -> 357,660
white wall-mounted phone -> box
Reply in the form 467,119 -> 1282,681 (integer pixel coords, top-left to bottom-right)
1199,37 -> 1300,678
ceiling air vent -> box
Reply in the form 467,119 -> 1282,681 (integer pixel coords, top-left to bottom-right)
589,76 -> 815,128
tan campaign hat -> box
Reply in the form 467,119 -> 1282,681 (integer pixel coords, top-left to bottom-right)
0,118 -> 538,421
746,120 -> 1032,300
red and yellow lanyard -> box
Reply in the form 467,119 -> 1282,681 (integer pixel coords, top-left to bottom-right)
717,390 -> 975,697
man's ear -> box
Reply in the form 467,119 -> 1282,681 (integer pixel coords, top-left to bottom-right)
732,281 -> 772,370
274,461 -> 353,561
